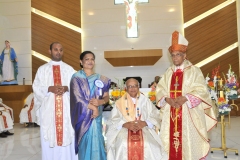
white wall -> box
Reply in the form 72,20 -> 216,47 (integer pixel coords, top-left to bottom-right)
0,0 -> 31,85
82,0 -> 184,87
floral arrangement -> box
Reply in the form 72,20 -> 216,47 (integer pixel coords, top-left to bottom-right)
223,64 -> 239,100
205,65 -> 220,96
217,97 -> 231,114
109,88 -> 126,105
207,81 -> 215,90
211,64 -> 220,79
205,73 -> 218,101
148,90 -> 156,105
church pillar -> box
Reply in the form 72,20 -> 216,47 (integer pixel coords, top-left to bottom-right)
236,1 -> 240,75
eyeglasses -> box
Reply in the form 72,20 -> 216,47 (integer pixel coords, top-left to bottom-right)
170,53 -> 183,58
126,84 -> 139,89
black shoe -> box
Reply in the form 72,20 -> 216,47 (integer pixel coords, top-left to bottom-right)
0,132 -> 7,138
33,123 -> 40,127
3,131 -> 14,136
26,123 -> 33,127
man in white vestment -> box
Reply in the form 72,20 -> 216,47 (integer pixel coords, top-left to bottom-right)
0,99 -> 14,138
19,93 -> 38,126
156,31 -> 217,160
106,78 -> 167,160
33,42 -> 77,160
0,98 -> 14,122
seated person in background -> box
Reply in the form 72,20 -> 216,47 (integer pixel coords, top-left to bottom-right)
0,101 -> 14,138
150,76 -> 161,90
110,82 -> 117,89
19,93 -> 38,127
106,78 -> 167,160
0,98 -> 14,122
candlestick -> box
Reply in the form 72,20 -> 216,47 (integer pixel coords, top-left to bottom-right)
220,91 -> 224,98
220,78 -> 223,87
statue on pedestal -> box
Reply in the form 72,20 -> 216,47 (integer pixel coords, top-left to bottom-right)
0,40 -> 18,85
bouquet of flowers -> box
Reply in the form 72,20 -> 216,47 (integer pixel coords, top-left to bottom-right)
211,64 -> 220,79
223,64 -> 239,100
109,88 -> 126,105
205,74 -> 218,101
148,90 -> 156,105
208,81 -> 215,90
217,97 -> 231,115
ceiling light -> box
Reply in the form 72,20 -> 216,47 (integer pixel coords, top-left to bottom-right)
184,0 -> 236,28
31,8 -> 82,33
195,42 -> 238,67
32,50 -> 50,62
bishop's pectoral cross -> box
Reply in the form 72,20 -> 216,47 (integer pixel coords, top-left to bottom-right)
114,0 -> 149,38
170,76 -> 182,153
171,76 -> 181,98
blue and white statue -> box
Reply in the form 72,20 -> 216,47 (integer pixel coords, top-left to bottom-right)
0,40 -> 18,85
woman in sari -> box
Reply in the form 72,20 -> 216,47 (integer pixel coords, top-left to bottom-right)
70,51 -> 111,160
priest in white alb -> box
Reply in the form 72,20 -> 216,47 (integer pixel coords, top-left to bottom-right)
0,98 -> 14,122
106,78 -> 167,160
33,42 -> 77,160
19,93 -> 38,126
0,99 -> 14,137
156,31 -> 217,160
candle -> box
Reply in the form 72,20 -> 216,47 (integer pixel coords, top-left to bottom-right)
219,78 -> 223,87
220,91 -> 224,98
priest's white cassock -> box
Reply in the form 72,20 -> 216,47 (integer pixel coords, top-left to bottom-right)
33,61 -> 77,160
0,98 -> 14,122
19,93 -> 37,124
106,93 -> 167,160
0,107 -> 14,133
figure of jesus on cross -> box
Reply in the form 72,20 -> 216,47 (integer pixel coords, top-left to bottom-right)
115,0 -> 148,38
124,0 -> 138,38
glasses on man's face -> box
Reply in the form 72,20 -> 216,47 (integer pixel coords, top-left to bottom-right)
170,53 -> 183,58
126,84 -> 138,89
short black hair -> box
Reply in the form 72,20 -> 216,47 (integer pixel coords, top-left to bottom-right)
79,51 -> 95,68
50,42 -> 61,50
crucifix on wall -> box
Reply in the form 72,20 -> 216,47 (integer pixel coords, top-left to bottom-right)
114,0 -> 149,38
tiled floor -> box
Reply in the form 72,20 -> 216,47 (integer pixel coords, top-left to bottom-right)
207,116 -> 240,160
0,124 -> 41,160
0,116 -> 240,160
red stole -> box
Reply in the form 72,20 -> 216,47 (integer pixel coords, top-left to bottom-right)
27,98 -> 34,122
128,129 -> 144,160
53,65 -> 63,146
127,104 -> 144,160
169,69 -> 183,160
0,114 -> 8,128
